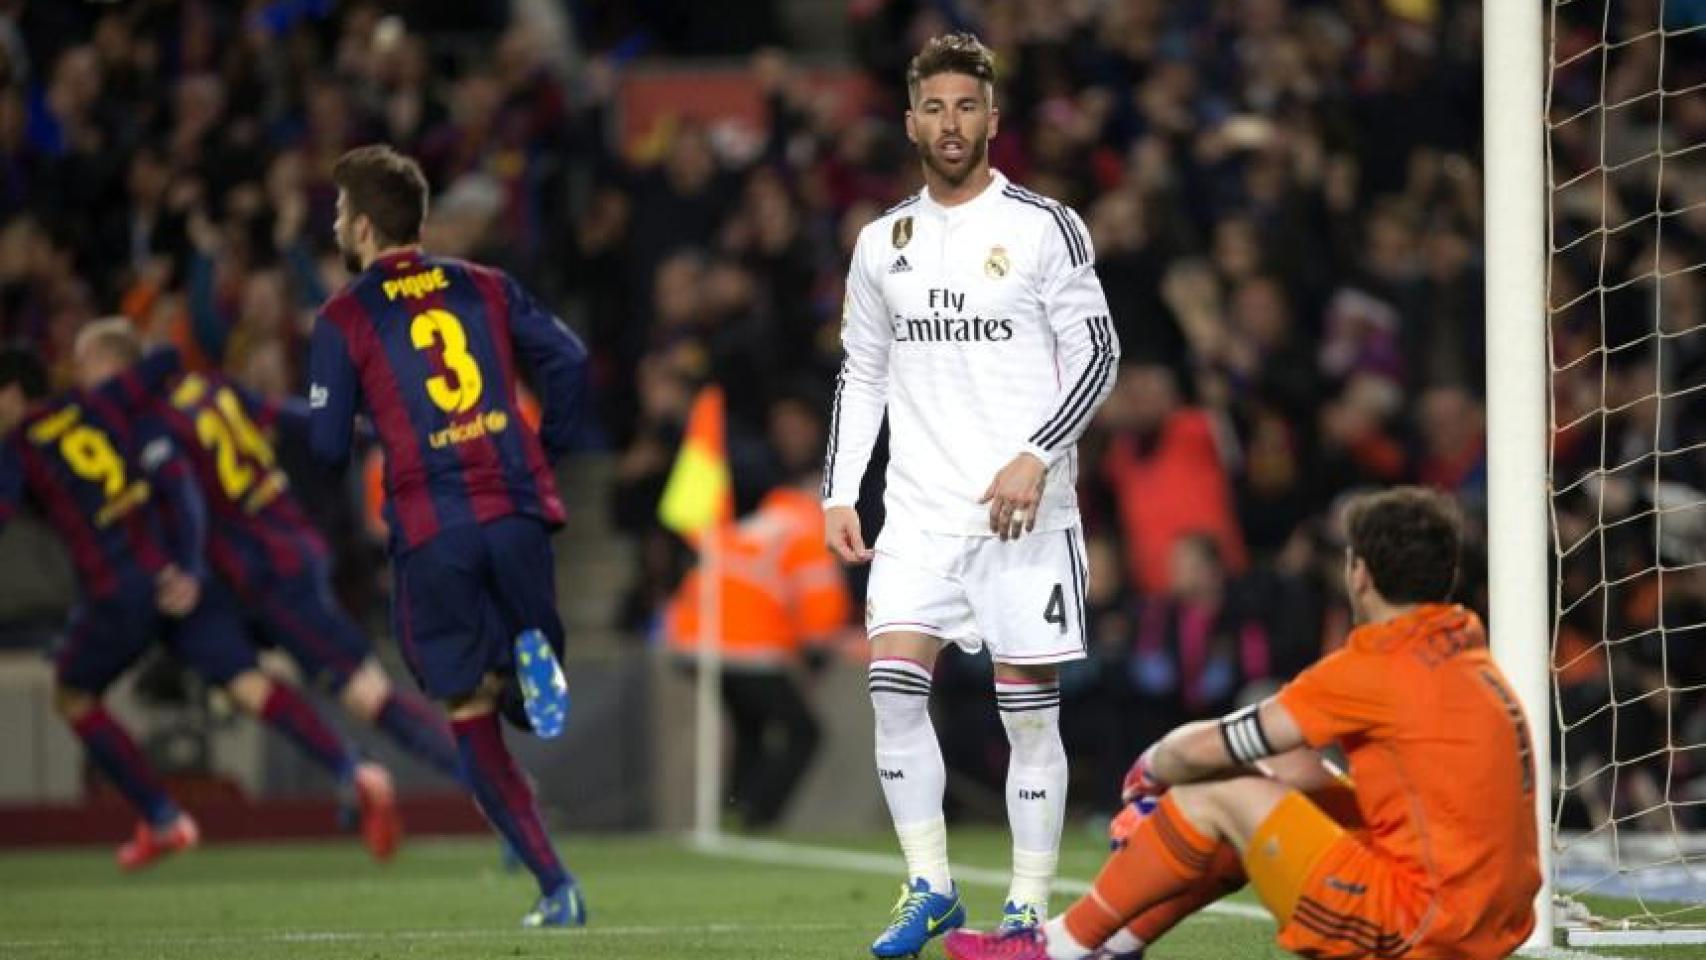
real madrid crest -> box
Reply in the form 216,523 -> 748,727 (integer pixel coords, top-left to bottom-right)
985,245 -> 1010,279
892,216 -> 913,249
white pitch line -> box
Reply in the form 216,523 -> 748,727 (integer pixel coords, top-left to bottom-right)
688,834 -> 1632,960
1522,949 -> 1640,960
0,921 -> 859,951
689,833 -> 1271,922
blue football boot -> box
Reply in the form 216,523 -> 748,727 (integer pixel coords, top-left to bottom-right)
521,880 -> 588,928
996,900 -> 1043,935
514,628 -> 569,738
871,877 -> 965,957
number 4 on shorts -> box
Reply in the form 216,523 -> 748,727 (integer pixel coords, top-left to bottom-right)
1044,583 -> 1066,634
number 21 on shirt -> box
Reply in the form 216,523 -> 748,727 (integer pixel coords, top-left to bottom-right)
184,382 -> 275,500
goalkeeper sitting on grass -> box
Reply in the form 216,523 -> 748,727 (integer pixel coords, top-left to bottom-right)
946,487 -> 1542,960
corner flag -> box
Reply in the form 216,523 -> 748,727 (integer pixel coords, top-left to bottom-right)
658,385 -> 732,539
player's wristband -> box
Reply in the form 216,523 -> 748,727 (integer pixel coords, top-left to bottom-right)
1219,703 -> 1275,766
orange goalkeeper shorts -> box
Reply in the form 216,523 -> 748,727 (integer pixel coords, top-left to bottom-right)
1244,791 -> 1430,960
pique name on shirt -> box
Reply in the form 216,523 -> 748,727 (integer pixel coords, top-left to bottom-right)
382,267 -> 451,301
890,314 -> 1015,342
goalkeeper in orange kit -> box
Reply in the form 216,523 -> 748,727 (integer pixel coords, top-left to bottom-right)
946,487 -> 1541,960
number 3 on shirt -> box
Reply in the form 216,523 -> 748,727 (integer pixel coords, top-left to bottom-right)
411,308 -> 484,414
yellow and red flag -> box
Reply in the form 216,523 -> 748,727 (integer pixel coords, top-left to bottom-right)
658,385 -> 733,541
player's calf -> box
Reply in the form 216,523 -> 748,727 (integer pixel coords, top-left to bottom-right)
451,709 -> 576,906
338,659 -> 392,721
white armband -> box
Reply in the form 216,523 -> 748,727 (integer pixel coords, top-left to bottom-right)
1219,703 -> 1275,766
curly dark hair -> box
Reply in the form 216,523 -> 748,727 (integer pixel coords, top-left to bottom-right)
906,33 -> 996,104
1344,486 -> 1463,604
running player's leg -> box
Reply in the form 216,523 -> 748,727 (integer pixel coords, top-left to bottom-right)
252,571 -> 459,780
417,518 -> 580,927
482,516 -> 569,736
204,616 -> 356,790
53,589 -> 198,868
176,580 -> 400,859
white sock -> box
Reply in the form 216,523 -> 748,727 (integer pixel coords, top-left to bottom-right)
1043,915 -> 1094,960
997,678 -> 1066,907
869,658 -> 950,890
895,815 -> 951,893
1102,928 -> 1146,956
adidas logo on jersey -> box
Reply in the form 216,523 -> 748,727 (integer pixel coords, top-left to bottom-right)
889,256 -> 912,274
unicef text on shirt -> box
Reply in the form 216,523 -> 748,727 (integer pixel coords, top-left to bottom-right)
890,316 -> 1015,342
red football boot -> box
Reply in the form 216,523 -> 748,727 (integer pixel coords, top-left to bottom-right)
117,813 -> 199,871
354,762 -> 402,861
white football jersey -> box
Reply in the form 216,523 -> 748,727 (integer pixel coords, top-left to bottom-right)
823,170 -> 1119,536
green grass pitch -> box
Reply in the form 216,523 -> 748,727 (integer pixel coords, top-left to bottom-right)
0,827 -> 1694,959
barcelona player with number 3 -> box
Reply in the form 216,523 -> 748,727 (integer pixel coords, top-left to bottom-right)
0,339 -> 396,870
307,145 -> 589,928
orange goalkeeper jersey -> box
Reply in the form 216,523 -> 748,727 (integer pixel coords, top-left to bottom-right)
1275,604 -> 1541,958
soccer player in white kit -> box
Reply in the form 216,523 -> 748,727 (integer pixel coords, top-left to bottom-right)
822,33 -> 1120,959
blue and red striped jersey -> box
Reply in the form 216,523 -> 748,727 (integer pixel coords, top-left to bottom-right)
0,375 -> 198,600
308,250 -> 586,553
140,360 -> 330,595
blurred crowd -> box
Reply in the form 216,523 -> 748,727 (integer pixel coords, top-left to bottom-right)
0,0 -> 1701,824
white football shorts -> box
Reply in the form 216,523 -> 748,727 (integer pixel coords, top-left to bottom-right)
865,523 -> 1089,664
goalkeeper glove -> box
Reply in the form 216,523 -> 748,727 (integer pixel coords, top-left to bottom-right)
1120,744 -> 1166,803
1107,796 -> 1159,851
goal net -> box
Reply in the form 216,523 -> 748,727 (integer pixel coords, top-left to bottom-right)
1545,0 -> 1706,945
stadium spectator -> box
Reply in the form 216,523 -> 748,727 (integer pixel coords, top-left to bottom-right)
664,391 -> 846,829
1098,363 -> 1246,597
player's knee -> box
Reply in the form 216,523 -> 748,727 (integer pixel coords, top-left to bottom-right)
446,678 -> 500,721
225,670 -> 274,714
1001,711 -> 1065,764
1175,775 -> 1292,848
871,689 -> 929,738
992,661 -> 1058,686
870,631 -> 940,669
53,686 -> 97,722
339,660 -> 391,721
1166,781 -> 1232,832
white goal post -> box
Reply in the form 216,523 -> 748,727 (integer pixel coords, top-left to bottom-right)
1485,0 -> 1554,949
